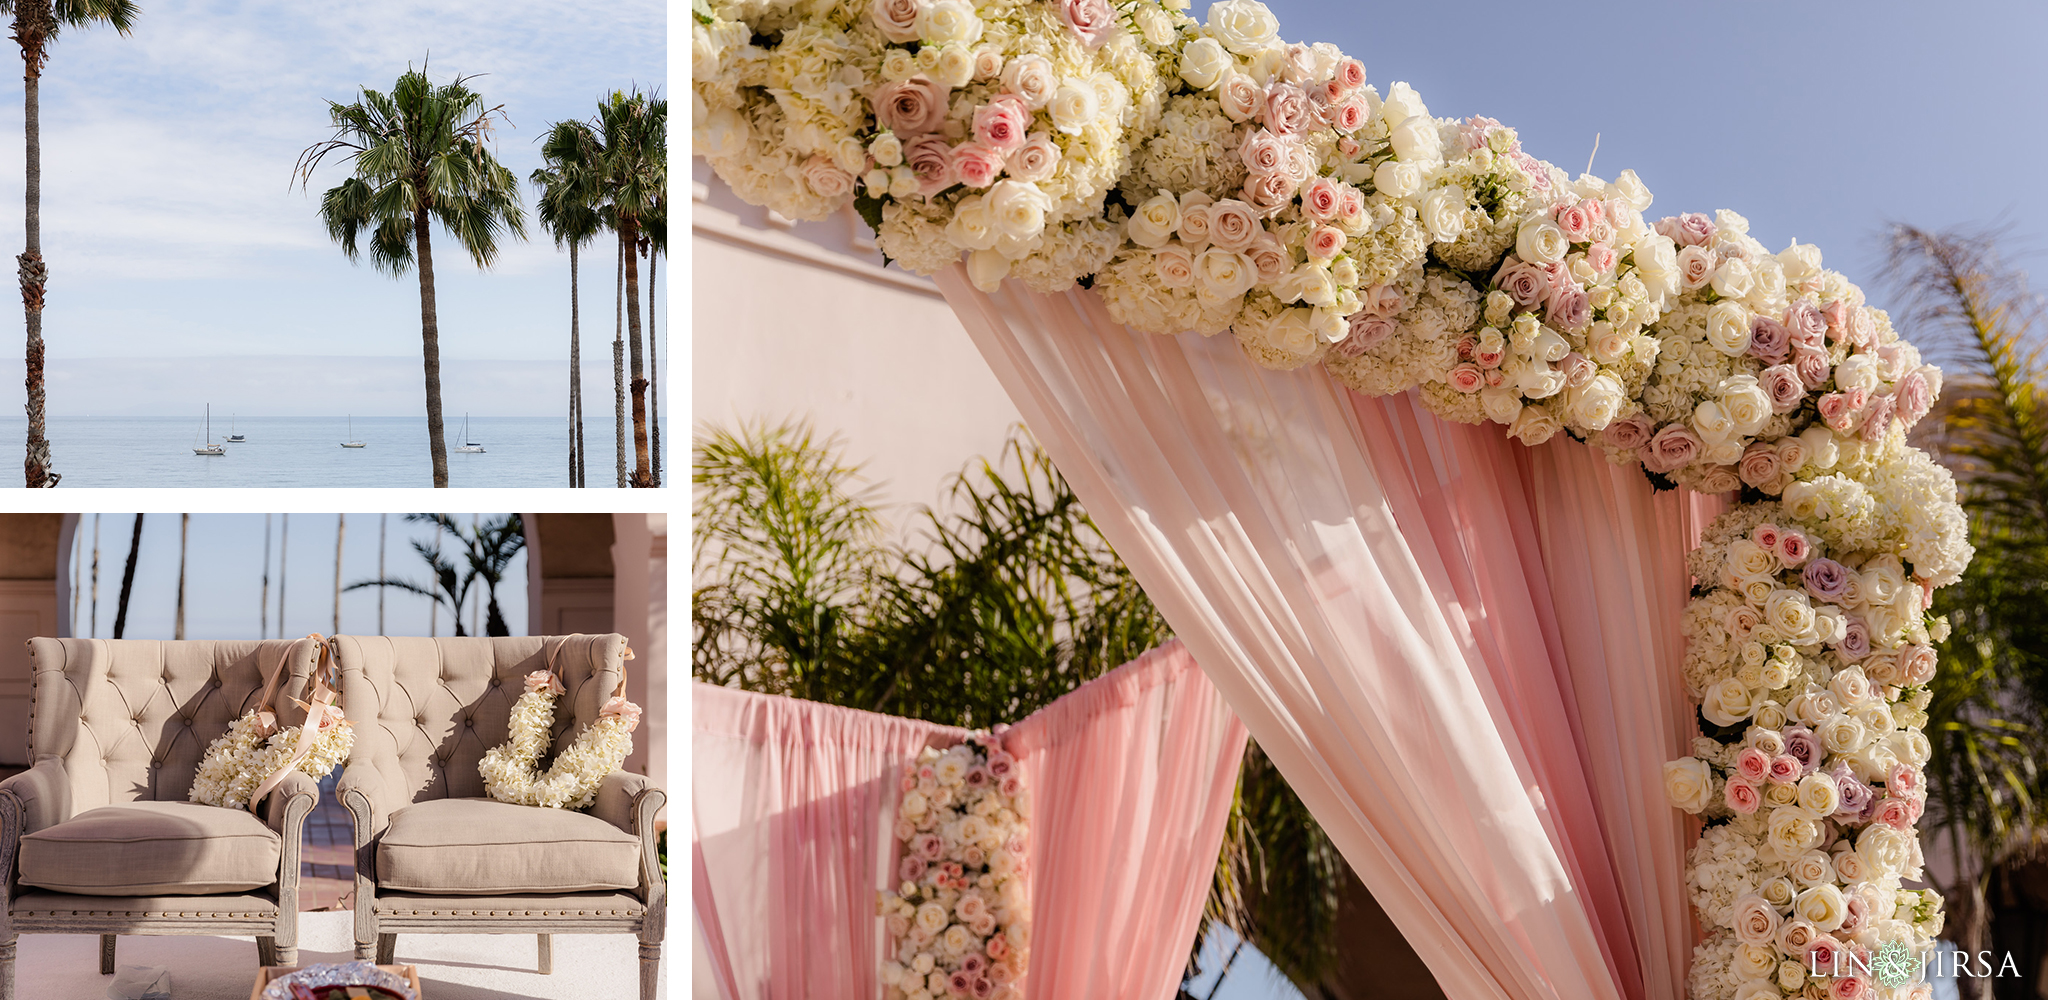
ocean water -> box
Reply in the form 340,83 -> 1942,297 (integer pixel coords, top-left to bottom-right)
0,415 -> 669,488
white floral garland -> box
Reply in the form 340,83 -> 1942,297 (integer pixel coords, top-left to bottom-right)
479,670 -> 642,810
880,733 -> 1030,1000
190,705 -> 354,811
699,1 -> 1971,995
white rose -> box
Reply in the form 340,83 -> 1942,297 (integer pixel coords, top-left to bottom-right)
1216,71 -> 1261,121
1204,0 -> 1279,54
1719,376 -> 1771,434
1632,234 -> 1679,301
869,131 -> 905,168
1193,248 -> 1257,305
1818,713 -> 1868,754
1834,353 -> 1881,394
1373,160 -> 1422,199
1381,81 -> 1428,123
1135,4 -> 1177,46
915,901 -> 949,933
1275,263 -> 1336,307
1797,425 -> 1838,470
1179,36 -> 1231,90
1419,186 -> 1466,242
986,180 -> 1048,241
1388,114 -> 1441,162
1793,883 -> 1847,932
933,45 -> 975,90
1702,677 -> 1759,727
1692,399 -> 1737,444
1778,241 -> 1822,282
1508,403 -> 1561,446
1663,757 -> 1714,813
1480,389 -> 1523,426
1516,217 -> 1568,265
1001,55 -> 1057,109
1767,805 -> 1824,858
1049,81 -> 1101,135
919,0 -> 981,45
966,248 -> 1010,291
1712,256 -> 1754,300
1568,374 -> 1625,430
1796,773 -> 1840,816
1128,192 -> 1181,248
1609,168 -> 1652,211
1706,301 -> 1754,355
699,106 -> 750,160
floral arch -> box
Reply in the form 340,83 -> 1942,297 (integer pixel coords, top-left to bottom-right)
694,0 -> 1969,996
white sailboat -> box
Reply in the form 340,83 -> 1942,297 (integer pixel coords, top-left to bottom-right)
454,413 -> 485,453
341,415 -> 365,448
225,413 -> 245,443
193,405 -> 225,456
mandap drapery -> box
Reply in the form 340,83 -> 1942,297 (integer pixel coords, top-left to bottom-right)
936,265 -> 1722,1000
692,639 -> 1248,1000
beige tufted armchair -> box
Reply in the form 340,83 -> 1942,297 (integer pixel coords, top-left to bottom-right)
0,638 -> 325,999
333,634 -> 664,1000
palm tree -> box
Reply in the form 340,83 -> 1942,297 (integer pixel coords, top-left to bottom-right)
347,527 -> 475,635
295,65 -> 527,488
347,512 -> 524,636
111,512 -> 141,638
533,121 -> 606,488
584,88 -> 664,487
3,0 -> 137,487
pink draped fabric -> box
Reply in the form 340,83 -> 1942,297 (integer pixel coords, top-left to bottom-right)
935,266 -> 1717,1000
691,640 -> 1247,1000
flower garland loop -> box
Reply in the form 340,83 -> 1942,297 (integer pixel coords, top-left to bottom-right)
880,733 -> 1030,1000
697,0 -> 1971,994
191,635 -> 354,812
479,663 -> 642,810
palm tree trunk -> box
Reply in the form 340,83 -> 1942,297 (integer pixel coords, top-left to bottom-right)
261,513 -> 271,638
174,513 -> 188,639
648,249 -> 659,488
113,513 -> 142,639
613,236 -> 627,488
332,513 -> 345,633
569,240 -> 583,488
414,207 -> 450,487
624,221 -> 651,486
278,513 -> 288,637
89,512 -> 99,638
15,7 -> 53,488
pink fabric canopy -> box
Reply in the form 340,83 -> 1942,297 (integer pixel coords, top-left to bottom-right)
936,266 -> 1719,1000
692,640 -> 1248,1000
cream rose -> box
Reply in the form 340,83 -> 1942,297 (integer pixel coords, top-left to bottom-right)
1205,0 -> 1280,54
1128,192 -> 1181,248
1388,114 -> 1440,162
1001,55 -> 1057,110
1706,301 -> 1755,356
986,180 -> 1048,240
1373,160 -> 1422,199
1568,374 -> 1625,430
871,0 -> 925,44
1419,186 -> 1466,242
1732,895 -> 1781,946
1516,217 -> 1568,265
1702,677 -> 1760,727
1768,805 -> 1825,858
1793,883 -> 1847,932
1217,71 -> 1262,122
919,0 -> 982,46
966,248 -> 1010,292
1179,36 -> 1231,90
1048,81 -> 1101,135
1154,245 -> 1196,288
1508,404 -> 1562,446
1193,248 -> 1257,305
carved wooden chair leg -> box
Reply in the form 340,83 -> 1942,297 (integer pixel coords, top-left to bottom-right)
353,939 -> 374,961
257,936 -> 278,967
638,939 -> 661,1000
537,933 -> 552,974
374,934 -> 395,966
1,935 -> 17,1000
99,935 -> 115,975
276,945 -> 298,968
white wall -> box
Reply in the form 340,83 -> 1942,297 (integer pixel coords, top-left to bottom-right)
690,159 -> 1025,527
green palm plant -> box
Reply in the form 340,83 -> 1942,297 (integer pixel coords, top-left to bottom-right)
533,121 -> 607,489
1882,224 -> 2048,964
2,0 -> 137,487
345,512 -> 524,637
588,88 -> 665,488
294,65 -> 528,489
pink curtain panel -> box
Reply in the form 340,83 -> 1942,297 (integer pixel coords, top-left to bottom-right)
691,640 -> 1248,1000
936,265 -> 1719,1000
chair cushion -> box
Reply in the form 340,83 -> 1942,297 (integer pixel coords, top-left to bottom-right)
19,801 -> 281,895
375,798 -> 641,895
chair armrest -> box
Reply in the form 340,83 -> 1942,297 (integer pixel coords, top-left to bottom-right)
591,770 -> 654,835
259,770 -> 320,837
0,759 -> 70,838
335,759 -> 391,846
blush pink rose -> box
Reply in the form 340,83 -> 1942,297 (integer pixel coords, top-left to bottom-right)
872,75 -> 948,136
1846,307 -> 1875,347
1337,314 -> 1398,357
1363,283 -> 1405,317
1889,763 -> 1922,799
1656,212 -> 1715,247
1583,241 -> 1616,275
1264,82 -> 1312,136
1333,93 -> 1369,132
1858,393 -> 1895,442
1642,424 -> 1702,473
1805,935 -> 1846,974
1818,389 -> 1866,432
899,855 -> 927,882
1207,199 -> 1261,251
1494,256 -> 1549,308
1602,412 -> 1655,451
1758,364 -> 1805,413
1725,779 -> 1761,815
801,156 -> 854,200
1301,176 -> 1343,221
904,134 -> 957,197
1769,754 -> 1803,785
972,97 -> 1030,154
1752,523 -> 1781,550
1794,345 -> 1832,390
1554,200 -> 1594,242
1246,233 -> 1289,284
1475,342 -> 1505,369
1894,369 -> 1933,426
1900,644 -> 1938,685
1447,363 -> 1485,393
1242,169 -> 1296,214
951,141 -> 1005,188
1737,440 -> 1782,491
870,0 -> 923,43
1735,746 -> 1770,783
1786,299 -> 1827,346
1546,282 -> 1590,330
1777,531 -> 1810,567
1060,0 -> 1114,49
1559,351 -> 1595,388
1337,136 -> 1360,158
915,832 -> 944,860
1004,132 -> 1060,183
1874,797 -> 1914,832
1338,185 -> 1365,220
1238,128 -> 1288,176
1336,57 -> 1367,91
1307,225 -> 1346,259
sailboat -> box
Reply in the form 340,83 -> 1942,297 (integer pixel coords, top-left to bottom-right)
192,405 -> 225,456
341,415 -> 365,448
225,414 -> 245,443
454,413 -> 485,453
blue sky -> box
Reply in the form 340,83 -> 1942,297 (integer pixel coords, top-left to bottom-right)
0,0 -> 664,416
64,512 -> 526,641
